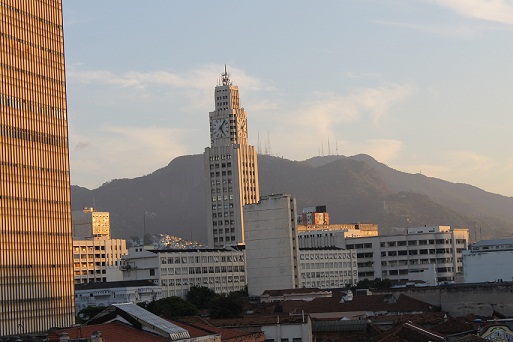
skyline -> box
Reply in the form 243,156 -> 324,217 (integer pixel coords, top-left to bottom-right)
62,1 -> 513,197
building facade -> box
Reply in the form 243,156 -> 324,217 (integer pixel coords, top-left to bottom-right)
204,68 -> 259,248
121,246 -> 246,298
346,226 -> 469,284
244,194 -> 301,297
73,238 -> 127,284
463,238 -> 513,283
0,0 -> 75,334
75,280 -> 162,310
299,248 -> 358,288
72,208 -> 111,239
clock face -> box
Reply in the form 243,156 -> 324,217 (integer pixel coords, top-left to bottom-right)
237,117 -> 246,138
211,119 -> 229,138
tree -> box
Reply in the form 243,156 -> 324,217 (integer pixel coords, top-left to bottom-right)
146,296 -> 197,318
209,292 -> 244,319
186,286 -> 218,310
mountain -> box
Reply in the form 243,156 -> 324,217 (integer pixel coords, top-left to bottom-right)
71,154 -> 513,244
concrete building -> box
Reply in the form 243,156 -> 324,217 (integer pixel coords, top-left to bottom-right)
72,210 -> 128,284
463,238 -> 513,283
300,248 -> 358,288
121,246 -> 246,298
204,68 -> 259,248
298,223 -> 378,237
73,238 -> 127,284
346,226 -> 469,285
75,280 -> 162,310
244,194 -> 301,297
72,208 -> 111,239
0,0 -> 75,334
298,205 -> 330,225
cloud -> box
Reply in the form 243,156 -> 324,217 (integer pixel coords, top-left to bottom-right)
393,150 -> 513,196
68,125 -> 190,188
66,64 -> 272,92
298,83 -> 415,136
427,0 -> 513,25
373,20 -> 487,39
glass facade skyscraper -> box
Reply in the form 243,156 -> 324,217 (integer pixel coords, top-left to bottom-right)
0,0 -> 74,335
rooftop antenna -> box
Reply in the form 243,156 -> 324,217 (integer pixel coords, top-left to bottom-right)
257,132 -> 261,154
267,131 -> 272,156
336,140 -> 339,156
328,137 -> 331,156
221,64 -> 231,86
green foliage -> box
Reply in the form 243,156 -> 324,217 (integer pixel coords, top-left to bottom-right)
76,306 -> 107,323
355,277 -> 392,290
209,292 -> 244,319
146,296 -> 198,318
186,286 -> 218,309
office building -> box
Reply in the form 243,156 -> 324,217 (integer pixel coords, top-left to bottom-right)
72,209 -> 127,284
463,238 -> 513,283
299,248 -> 358,288
244,194 -> 301,297
0,0 -> 75,334
72,208 -> 111,239
73,238 -> 127,284
346,226 -> 469,285
204,68 -> 259,247
121,246 -> 246,298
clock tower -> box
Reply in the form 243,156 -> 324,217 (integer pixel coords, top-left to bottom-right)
204,67 -> 259,247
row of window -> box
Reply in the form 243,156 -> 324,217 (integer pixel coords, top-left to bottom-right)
300,253 -> 355,260
0,124 -> 67,147
213,236 -> 236,243
301,262 -> 355,269
301,270 -> 357,278
161,265 -> 244,275
160,255 -> 244,264
208,154 -> 232,161
209,162 -> 232,169
161,275 -> 246,287
212,203 -> 234,210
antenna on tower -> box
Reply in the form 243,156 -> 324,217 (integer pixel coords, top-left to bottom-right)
267,131 -> 272,156
336,140 -> 339,156
257,132 -> 262,154
321,143 -> 324,156
221,64 -> 231,85
327,137 -> 331,156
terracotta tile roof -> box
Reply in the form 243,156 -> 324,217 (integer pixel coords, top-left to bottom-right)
279,291 -> 436,315
371,321 -> 445,342
50,321 -> 168,342
170,319 -> 264,341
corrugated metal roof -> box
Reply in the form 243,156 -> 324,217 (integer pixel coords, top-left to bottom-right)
113,303 -> 190,340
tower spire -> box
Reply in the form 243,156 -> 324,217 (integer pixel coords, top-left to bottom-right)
221,64 -> 231,86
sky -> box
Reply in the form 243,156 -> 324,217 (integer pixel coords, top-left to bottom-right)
62,1 -> 513,197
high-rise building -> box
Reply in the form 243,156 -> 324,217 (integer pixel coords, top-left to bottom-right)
204,68 -> 259,247
0,0 -> 75,334
244,194 -> 301,296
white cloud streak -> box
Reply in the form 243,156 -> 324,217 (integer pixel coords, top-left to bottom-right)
427,0 -> 513,24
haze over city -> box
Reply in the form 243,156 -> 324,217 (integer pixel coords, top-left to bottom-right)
62,1 -> 513,196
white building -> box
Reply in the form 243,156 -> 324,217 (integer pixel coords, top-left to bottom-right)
204,68 -> 259,248
463,238 -> 513,283
345,226 -> 469,285
72,209 -> 128,284
73,238 -> 128,284
244,194 -> 302,297
75,280 -> 162,310
300,248 -> 358,288
121,246 -> 246,298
